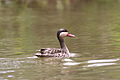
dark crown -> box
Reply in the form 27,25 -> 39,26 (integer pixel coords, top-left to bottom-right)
58,29 -> 68,33
57,29 -> 68,37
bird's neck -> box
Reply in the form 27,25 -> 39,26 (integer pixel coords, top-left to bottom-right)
58,37 -> 70,53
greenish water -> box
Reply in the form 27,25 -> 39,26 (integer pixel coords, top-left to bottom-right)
0,0 -> 120,80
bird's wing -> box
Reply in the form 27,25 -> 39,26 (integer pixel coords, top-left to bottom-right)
36,48 -> 62,54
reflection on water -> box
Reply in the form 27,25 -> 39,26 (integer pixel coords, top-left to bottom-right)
0,57 -> 120,80
0,0 -> 120,80
63,58 -> 119,67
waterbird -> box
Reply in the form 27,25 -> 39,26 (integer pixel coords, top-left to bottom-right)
35,29 -> 75,57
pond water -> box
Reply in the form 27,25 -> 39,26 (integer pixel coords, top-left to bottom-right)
0,0 -> 120,80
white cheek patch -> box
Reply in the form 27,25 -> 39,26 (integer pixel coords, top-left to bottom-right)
60,32 -> 68,37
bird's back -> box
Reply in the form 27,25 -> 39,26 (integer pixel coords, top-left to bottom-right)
35,48 -> 69,57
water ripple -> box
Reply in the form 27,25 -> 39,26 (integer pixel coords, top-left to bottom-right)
87,58 -> 120,63
84,63 -> 116,68
0,70 -> 15,74
63,58 -> 120,68
63,62 -> 80,66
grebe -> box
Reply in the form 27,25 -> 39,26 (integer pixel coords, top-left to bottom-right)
35,29 -> 75,57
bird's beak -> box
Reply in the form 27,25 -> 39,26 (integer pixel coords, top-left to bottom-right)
67,33 -> 76,37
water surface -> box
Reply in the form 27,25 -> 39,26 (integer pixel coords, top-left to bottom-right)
0,0 -> 120,80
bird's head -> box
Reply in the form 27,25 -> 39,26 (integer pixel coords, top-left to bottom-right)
57,29 -> 75,38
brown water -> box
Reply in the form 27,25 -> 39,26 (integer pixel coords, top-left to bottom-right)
0,0 -> 120,80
